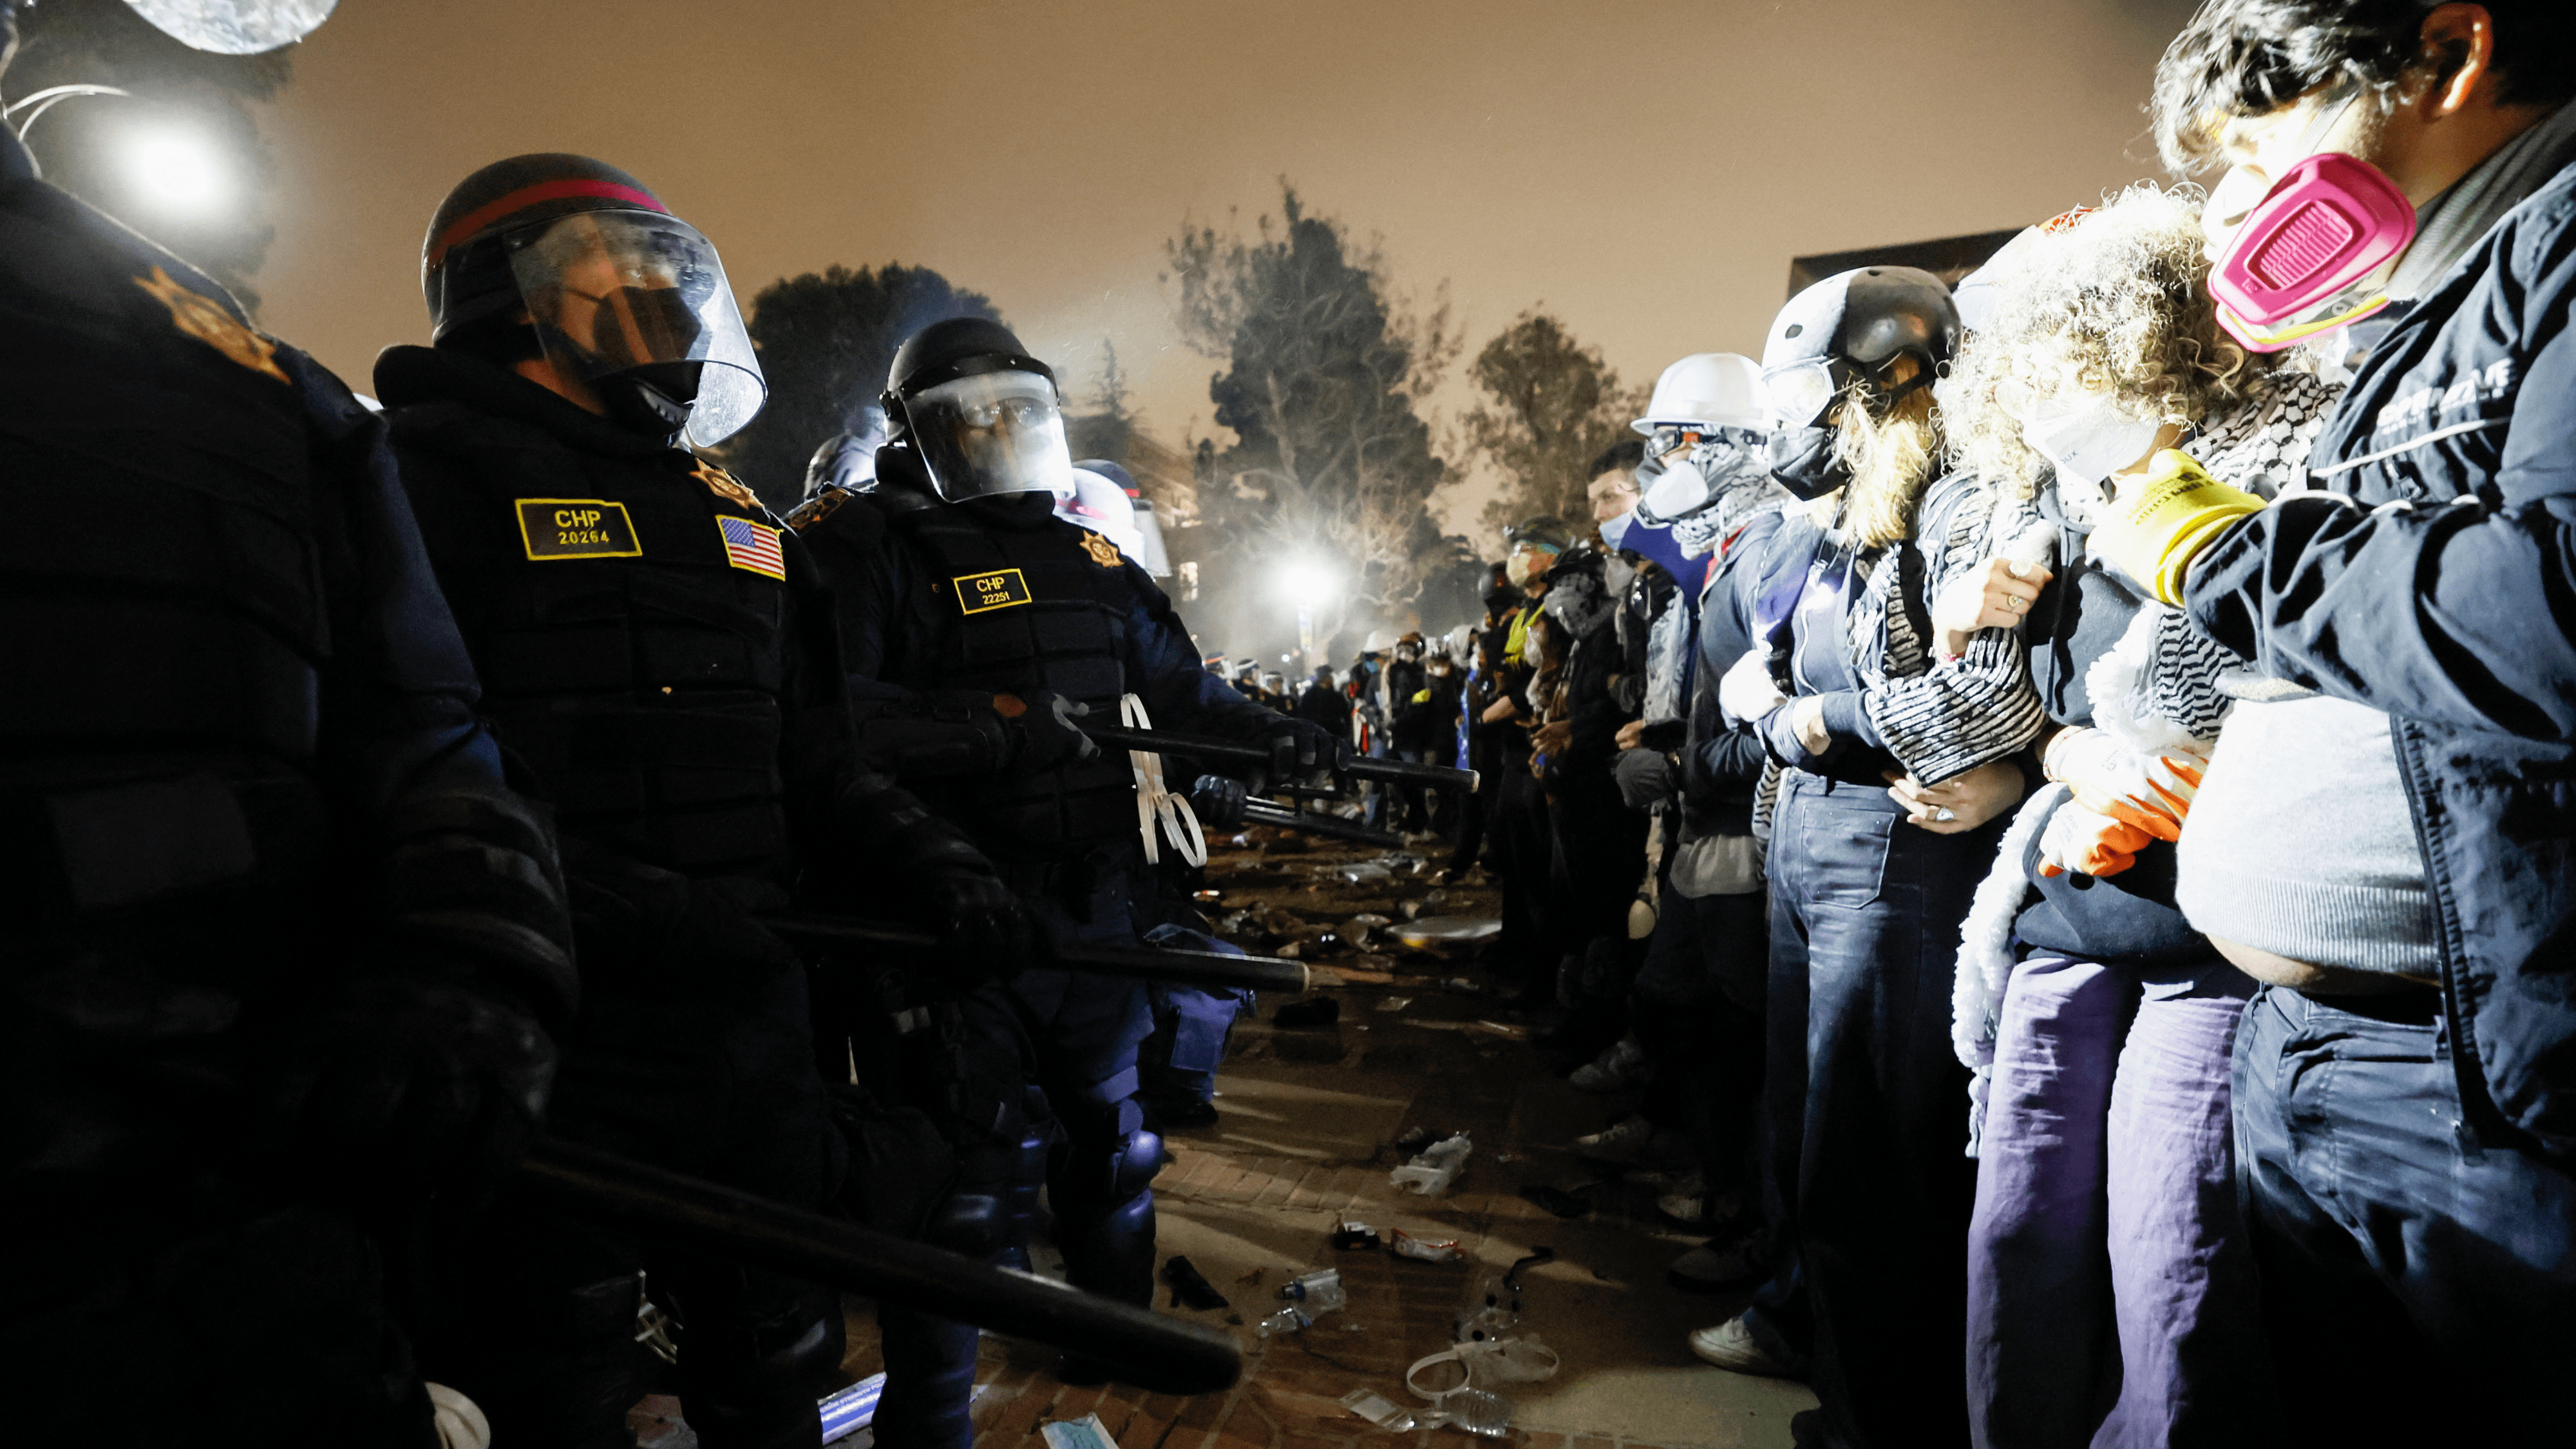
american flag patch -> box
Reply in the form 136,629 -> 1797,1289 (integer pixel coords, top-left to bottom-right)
716,515 -> 786,580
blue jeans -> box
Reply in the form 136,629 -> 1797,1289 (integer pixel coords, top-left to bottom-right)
1770,772 -> 2000,1448
2233,985 -> 2576,1439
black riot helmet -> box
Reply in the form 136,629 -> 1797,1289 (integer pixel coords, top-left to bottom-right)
1757,267 -> 1960,429
881,317 -> 1074,503
421,153 -> 765,446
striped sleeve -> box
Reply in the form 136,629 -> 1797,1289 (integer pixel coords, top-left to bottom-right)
1859,473 -> 2046,782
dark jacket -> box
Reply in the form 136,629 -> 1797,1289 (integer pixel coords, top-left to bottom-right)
2181,157 -> 2576,1156
1296,684 -> 1352,735
0,126 -> 571,1026
1681,512 -> 1786,838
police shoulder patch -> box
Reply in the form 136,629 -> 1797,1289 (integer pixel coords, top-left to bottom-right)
952,567 -> 1032,615
516,498 -> 642,560
135,265 -> 290,384
785,486 -> 849,535
1078,530 -> 1123,568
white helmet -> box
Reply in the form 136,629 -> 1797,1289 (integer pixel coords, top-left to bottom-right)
1362,630 -> 1396,656
1055,468 -> 1146,563
1632,353 -> 1768,435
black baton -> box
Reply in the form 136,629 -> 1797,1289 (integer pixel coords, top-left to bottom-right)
516,1137 -> 1241,1395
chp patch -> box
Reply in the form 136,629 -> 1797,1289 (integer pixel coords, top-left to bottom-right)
1079,530 -> 1123,568
952,567 -> 1032,615
718,515 -> 787,580
517,498 -> 642,560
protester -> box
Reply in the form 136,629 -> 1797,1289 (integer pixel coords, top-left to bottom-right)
1524,546 -> 1649,1057
1707,268 -> 2041,1448
1483,520 -> 1574,1001
2099,3 -> 2576,1437
1940,184 -> 2343,1448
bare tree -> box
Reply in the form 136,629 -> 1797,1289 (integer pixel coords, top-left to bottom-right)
1166,184 -> 1459,651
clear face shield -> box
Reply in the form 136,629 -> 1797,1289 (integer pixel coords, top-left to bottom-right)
905,370 -> 1074,502
506,209 -> 766,446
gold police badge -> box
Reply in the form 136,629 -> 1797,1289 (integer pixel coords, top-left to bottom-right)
134,265 -> 290,384
690,460 -> 763,511
1078,530 -> 1122,568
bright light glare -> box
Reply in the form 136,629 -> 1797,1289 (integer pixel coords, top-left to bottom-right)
1277,562 -> 1336,602
128,128 -> 225,213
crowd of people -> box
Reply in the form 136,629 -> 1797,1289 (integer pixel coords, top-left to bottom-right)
8,1 -> 2576,1447
1216,4 -> 2576,1444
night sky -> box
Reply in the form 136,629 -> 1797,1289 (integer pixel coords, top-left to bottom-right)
234,0 -> 2201,529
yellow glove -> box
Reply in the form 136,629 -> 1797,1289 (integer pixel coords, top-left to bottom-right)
2087,450 -> 2264,605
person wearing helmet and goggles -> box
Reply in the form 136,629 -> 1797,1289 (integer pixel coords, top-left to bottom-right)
1693,267 -> 2044,1448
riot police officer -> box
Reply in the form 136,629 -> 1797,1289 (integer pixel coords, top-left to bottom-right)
374,155 -> 1028,1449
0,7 -> 573,1446
788,317 -> 1332,1446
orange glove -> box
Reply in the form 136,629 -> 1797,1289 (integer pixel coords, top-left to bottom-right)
2042,726 -> 2208,845
2036,797 -> 2159,878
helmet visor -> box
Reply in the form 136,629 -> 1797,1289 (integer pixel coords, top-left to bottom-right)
507,210 -> 766,446
909,370 -> 1074,502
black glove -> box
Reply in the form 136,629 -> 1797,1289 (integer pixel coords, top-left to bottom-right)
1612,747 -> 1676,812
1188,773 -> 1249,829
999,690 -> 1099,771
1258,717 -> 1345,779
565,854 -> 801,997
273,972 -> 557,1197
922,866 -> 1036,983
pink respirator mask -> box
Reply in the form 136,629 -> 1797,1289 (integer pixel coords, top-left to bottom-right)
2208,94 -> 2418,352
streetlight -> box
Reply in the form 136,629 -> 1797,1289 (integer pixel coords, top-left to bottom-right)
125,124 -> 227,215
1276,561 -> 1335,671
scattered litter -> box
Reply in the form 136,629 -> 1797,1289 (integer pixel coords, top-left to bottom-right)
1191,889 -> 1222,904
1392,916 -> 1504,954
1311,964 -> 1395,985
1339,1390 -> 1417,1432
1235,1265 -> 1269,1286
1443,976 -> 1486,996
1256,1304 -> 1313,1337
1039,1414 -> 1121,1449
1388,1228 -> 1467,1264
1274,943 -> 1301,960
1328,862 -> 1394,885
1274,997 -> 1341,1027
1331,1222 -> 1381,1251
1376,997 -> 1413,1012
1518,1184 -> 1591,1219
1392,1126 -> 1441,1153
1160,1256 -> 1229,1311
1396,898 -> 1426,920
1348,912 -> 1392,928
1468,1019 -> 1529,1041
1279,1268 -> 1347,1312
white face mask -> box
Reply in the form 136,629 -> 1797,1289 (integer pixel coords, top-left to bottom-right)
1641,453 -> 1709,521
2014,388 -> 2166,493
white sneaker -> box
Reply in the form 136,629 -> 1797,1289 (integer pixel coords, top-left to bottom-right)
1568,1034 -> 1647,1093
1655,1171 -> 1711,1226
1688,1316 -> 1793,1377
1571,1113 -> 1654,1160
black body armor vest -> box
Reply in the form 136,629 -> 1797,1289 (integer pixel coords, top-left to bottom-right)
878,493 -> 1141,860
385,363 -> 804,879
0,186 -> 337,924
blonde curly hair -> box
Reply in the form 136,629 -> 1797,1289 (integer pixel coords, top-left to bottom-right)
1945,184 -> 2278,501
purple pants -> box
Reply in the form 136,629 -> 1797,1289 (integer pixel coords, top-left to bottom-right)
1964,954 -> 2277,1449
